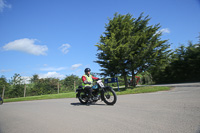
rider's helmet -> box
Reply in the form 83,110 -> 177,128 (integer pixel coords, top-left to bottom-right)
84,68 -> 91,73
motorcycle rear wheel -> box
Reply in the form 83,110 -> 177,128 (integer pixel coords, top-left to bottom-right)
102,88 -> 117,105
77,91 -> 88,104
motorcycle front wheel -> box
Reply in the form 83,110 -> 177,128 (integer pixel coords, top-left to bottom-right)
102,88 -> 117,105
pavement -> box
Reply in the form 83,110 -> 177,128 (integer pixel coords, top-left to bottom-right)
0,82 -> 200,133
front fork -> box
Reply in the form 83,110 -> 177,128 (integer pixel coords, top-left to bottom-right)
101,86 -> 112,99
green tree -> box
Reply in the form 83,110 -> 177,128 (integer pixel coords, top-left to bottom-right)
152,37 -> 200,83
171,41 -> 200,82
0,75 -> 7,92
9,73 -> 24,98
95,12 -> 170,88
127,14 -> 170,87
30,78 -> 59,95
30,74 -> 39,83
0,75 -> 10,98
61,75 -> 81,91
96,13 -> 136,87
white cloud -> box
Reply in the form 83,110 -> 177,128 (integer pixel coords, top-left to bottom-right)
0,69 -> 12,73
40,67 -> 67,71
160,28 -> 170,33
20,72 -> 65,83
39,72 -> 65,79
3,38 -> 48,56
156,28 -> 170,34
0,0 -> 11,12
59,44 -> 71,54
71,64 -> 82,70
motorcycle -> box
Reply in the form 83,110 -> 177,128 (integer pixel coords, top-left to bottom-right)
76,79 -> 117,105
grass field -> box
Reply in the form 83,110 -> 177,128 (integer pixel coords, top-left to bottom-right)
3,86 -> 171,103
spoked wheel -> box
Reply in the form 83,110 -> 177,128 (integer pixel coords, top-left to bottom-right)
77,91 -> 88,104
102,88 -> 117,105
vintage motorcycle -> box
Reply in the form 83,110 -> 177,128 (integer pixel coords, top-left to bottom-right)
76,79 -> 117,105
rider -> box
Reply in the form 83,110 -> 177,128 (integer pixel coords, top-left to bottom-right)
82,68 -> 99,102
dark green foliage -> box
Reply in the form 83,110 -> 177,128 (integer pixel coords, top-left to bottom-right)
30,74 -> 39,83
0,73 -> 83,98
151,41 -> 200,83
0,75 -> 10,98
61,74 -> 82,92
8,73 -> 24,98
95,12 -> 170,88
30,78 -> 58,96
139,71 -> 153,85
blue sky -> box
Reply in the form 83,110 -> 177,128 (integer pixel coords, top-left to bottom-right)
0,0 -> 200,81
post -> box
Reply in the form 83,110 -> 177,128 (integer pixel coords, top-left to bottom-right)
115,77 -> 120,91
24,84 -> 26,97
74,81 -> 76,91
2,85 -> 5,99
57,82 -> 60,94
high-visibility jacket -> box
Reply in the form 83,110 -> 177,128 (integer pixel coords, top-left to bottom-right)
82,74 -> 93,87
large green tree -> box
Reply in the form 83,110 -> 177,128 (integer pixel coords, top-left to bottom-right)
95,13 -> 170,88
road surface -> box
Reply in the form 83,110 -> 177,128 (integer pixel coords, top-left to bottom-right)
0,82 -> 200,133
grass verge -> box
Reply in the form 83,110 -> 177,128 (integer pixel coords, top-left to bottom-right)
4,92 -> 75,103
3,86 -> 170,103
115,86 -> 170,95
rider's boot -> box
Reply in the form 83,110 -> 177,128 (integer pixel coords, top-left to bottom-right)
87,96 -> 93,104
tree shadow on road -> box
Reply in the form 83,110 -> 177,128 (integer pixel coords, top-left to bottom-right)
70,102 -> 106,106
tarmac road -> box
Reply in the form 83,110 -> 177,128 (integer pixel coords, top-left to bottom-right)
0,82 -> 200,133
